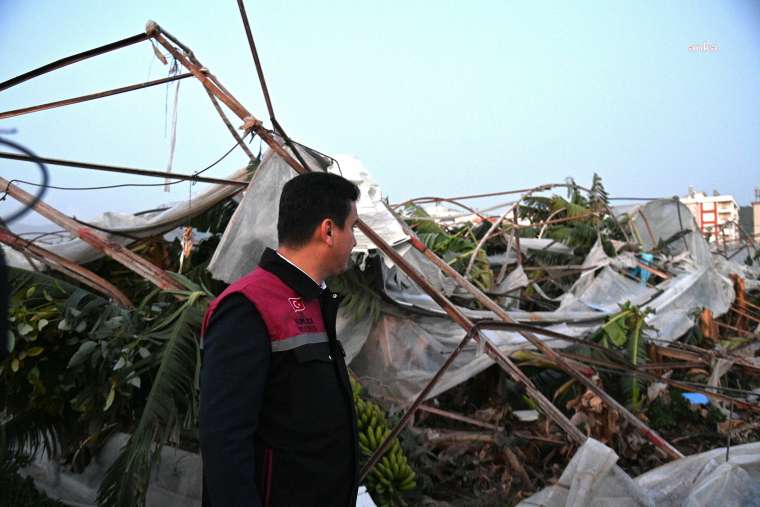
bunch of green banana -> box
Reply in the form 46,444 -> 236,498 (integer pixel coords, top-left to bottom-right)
352,380 -> 416,506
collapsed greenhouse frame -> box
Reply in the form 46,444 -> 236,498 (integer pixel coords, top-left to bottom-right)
1,13 -> 759,507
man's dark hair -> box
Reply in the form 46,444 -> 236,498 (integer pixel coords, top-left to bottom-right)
278,172 -> 360,247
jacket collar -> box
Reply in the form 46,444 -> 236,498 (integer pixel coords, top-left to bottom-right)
258,247 -> 323,300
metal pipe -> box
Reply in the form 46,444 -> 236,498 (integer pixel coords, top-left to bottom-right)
0,228 -> 133,308
236,0 -> 276,122
0,176 -> 184,292
205,90 -> 257,162
0,151 -> 248,187
0,33 -> 149,92
0,73 -> 192,120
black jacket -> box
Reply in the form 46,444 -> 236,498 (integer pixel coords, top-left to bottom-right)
200,248 -> 359,507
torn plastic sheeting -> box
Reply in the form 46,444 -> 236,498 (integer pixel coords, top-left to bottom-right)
388,243 -> 458,297
518,438 -> 653,507
346,198 -> 738,403
643,265 -> 733,343
489,263 -> 530,296
558,265 -> 657,313
487,238 -> 574,266
3,164 -> 250,271
557,239 -> 611,309
380,244 -> 612,325
629,199 -> 711,267
21,431 -> 378,507
349,302 -> 596,402
558,201 -> 734,342
634,443 -> 760,506
517,438 -> 760,507
207,147 -> 408,283
714,255 -> 760,291
21,432 -> 202,507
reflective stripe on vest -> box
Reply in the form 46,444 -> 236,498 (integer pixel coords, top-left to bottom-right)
270,332 -> 328,352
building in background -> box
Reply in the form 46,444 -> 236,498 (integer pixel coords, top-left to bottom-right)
680,188 -> 740,243
738,188 -> 760,243
739,205 -> 753,239
754,188 -> 760,242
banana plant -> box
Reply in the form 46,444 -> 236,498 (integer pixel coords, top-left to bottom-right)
596,302 -> 652,412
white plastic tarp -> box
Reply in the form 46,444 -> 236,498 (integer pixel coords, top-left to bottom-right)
22,432 -> 377,507
207,146 -> 408,283
3,165 -> 251,270
517,438 -> 760,507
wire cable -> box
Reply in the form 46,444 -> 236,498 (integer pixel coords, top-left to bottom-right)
0,137 -> 49,225
1,139 -> 241,194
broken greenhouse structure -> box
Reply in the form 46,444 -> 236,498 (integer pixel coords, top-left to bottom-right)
1,17 -> 760,507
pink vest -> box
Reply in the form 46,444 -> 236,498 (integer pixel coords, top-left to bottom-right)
201,267 -> 327,352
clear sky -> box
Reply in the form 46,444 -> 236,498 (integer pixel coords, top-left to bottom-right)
1,0 -> 759,226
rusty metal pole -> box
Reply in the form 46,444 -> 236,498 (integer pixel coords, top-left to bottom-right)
147,25 -> 307,175
0,151 -> 248,187
236,0 -> 276,122
0,73 -> 193,120
204,90 -> 258,162
0,33 -> 149,92
0,176 -> 184,292
513,207 -> 522,266
0,228 -> 134,308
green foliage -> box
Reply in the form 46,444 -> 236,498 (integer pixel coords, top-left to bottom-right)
1,269 -> 145,469
593,302 -> 652,411
402,205 -> 493,291
352,380 -> 416,507
1,268 -> 211,507
97,282 -> 208,507
1,193 -> 241,507
589,173 -> 609,214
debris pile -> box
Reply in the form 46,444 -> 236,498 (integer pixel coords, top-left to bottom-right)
1,19 -> 759,507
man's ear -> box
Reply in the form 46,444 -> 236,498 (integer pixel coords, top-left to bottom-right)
319,218 -> 335,246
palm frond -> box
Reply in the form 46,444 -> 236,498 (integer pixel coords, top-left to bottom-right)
97,292 -> 207,507
402,204 -> 445,235
589,173 -> 609,214
0,409 -> 64,465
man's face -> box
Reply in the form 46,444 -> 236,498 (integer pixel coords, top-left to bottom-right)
330,201 -> 359,276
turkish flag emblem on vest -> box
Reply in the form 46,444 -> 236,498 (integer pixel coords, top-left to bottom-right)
288,297 -> 306,312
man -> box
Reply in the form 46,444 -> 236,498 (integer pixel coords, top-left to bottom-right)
200,171 -> 360,507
